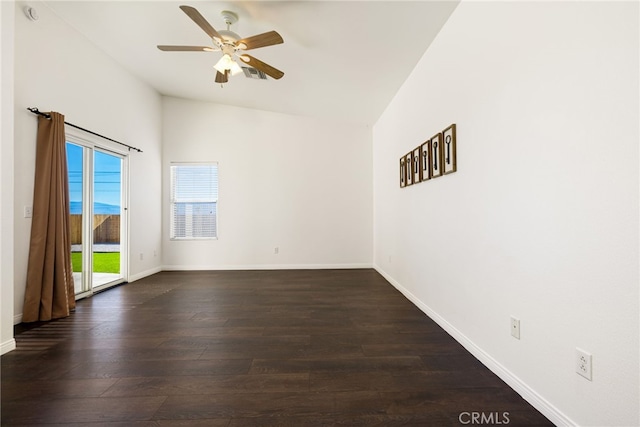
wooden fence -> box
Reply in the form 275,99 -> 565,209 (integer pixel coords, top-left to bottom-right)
70,214 -> 120,244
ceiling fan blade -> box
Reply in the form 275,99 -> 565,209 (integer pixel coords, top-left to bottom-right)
236,31 -> 284,51
238,54 -> 284,80
179,5 -> 223,41
157,45 -> 216,52
215,70 -> 229,83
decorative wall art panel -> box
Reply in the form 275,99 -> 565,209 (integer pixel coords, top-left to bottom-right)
430,132 -> 444,179
398,123 -> 457,189
412,147 -> 421,183
420,141 -> 431,182
443,124 -> 457,175
405,152 -> 414,186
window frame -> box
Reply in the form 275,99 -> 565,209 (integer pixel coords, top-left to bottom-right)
169,162 -> 219,241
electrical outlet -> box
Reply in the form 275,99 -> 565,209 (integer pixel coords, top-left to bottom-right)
274,247 -> 279,255
24,206 -> 33,218
510,316 -> 520,339
576,348 -> 592,381
139,253 -> 143,261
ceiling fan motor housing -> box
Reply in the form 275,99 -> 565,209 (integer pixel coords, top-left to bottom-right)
218,30 -> 241,43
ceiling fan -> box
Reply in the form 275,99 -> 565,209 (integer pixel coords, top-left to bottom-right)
158,5 -> 284,84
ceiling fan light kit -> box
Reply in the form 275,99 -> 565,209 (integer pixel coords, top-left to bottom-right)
215,54 -> 243,76
158,5 -> 284,85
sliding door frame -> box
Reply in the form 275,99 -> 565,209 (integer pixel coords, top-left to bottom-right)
66,130 -> 130,298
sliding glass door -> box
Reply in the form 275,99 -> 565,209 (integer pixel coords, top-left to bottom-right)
92,150 -> 123,289
67,142 -> 88,295
67,140 -> 127,298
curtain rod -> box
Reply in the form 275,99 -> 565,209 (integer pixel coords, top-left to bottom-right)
27,107 -> 143,153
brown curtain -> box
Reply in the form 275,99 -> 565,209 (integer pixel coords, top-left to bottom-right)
23,112 -> 76,322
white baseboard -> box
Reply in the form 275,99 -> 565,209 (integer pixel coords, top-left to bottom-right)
162,263 -> 373,271
374,264 -> 574,427
13,313 -> 22,325
128,266 -> 163,282
1,338 -> 16,355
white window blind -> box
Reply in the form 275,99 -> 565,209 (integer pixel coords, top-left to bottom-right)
170,163 -> 218,239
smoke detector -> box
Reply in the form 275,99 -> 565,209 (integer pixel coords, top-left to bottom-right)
24,6 -> 39,21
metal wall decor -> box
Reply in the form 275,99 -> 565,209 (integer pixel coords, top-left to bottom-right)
399,123 -> 457,188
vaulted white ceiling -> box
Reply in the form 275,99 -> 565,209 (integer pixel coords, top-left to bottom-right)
43,1 -> 459,125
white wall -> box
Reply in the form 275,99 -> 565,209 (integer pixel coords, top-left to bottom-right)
13,0 -> 163,322
162,97 -> 372,269
1,0 -> 16,355
373,2 -> 639,426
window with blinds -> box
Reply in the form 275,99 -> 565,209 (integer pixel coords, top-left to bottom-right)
170,163 -> 218,240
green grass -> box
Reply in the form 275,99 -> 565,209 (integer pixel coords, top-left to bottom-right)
71,252 -> 120,274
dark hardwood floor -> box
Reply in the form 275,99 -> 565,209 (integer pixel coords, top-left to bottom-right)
1,269 -> 553,426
